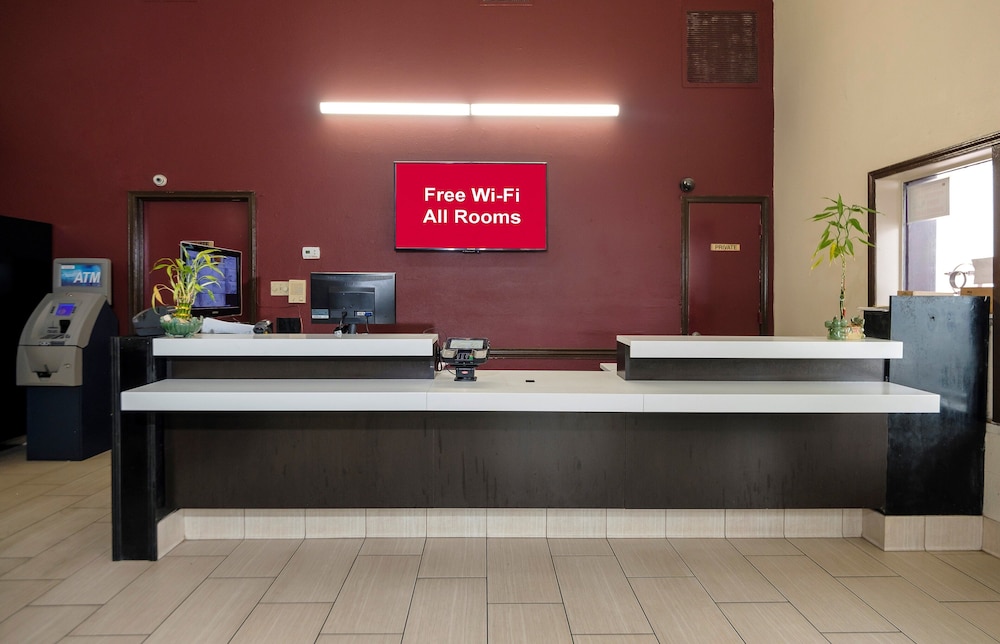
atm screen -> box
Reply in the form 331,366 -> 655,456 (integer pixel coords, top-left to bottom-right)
55,303 -> 76,316
59,263 -> 104,289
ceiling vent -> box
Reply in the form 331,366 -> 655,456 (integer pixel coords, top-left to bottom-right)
685,10 -> 759,86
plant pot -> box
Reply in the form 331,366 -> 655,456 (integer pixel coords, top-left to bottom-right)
824,316 -> 850,340
846,318 -> 866,340
160,314 -> 203,338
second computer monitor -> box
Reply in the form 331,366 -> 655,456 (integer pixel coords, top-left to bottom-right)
310,272 -> 396,333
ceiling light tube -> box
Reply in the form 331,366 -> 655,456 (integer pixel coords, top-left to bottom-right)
470,103 -> 620,117
319,102 -> 470,116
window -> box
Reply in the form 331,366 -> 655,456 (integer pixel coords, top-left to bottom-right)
904,160 -> 994,292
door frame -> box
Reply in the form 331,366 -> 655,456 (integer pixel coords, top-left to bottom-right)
127,190 -> 257,322
681,195 -> 771,335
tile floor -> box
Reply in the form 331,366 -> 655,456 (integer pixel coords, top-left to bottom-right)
2,446 -> 1000,643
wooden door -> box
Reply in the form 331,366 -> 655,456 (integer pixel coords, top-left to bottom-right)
682,196 -> 769,335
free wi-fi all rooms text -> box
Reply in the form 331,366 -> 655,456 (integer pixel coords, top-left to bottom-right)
421,186 -> 523,225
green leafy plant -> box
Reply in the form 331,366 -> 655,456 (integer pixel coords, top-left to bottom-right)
150,246 -> 223,320
809,195 -> 876,336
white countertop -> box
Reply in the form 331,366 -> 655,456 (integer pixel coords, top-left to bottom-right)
121,369 -> 939,414
151,333 -> 438,357
617,335 -> 904,359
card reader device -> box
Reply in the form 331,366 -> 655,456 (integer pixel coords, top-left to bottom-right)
440,337 -> 490,381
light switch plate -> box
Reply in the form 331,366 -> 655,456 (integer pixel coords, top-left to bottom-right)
288,279 -> 307,303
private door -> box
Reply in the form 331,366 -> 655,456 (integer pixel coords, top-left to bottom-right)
682,196 -> 770,335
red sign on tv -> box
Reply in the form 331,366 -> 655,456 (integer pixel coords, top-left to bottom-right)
395,162 -> 547,251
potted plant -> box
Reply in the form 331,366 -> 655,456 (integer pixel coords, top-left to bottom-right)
809,194 -> 877,340
150,246 -> 223,337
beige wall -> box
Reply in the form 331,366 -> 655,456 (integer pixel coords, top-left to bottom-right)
773,0 -> 1000,335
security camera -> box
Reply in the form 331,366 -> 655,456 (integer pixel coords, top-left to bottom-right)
679,177 -> 696,193
152,174 -> 167,187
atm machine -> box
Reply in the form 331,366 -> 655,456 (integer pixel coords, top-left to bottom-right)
16,258 -> 118,460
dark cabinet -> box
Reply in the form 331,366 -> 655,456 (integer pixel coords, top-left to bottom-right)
866,295 -> 989,515
0,215 -> 52,445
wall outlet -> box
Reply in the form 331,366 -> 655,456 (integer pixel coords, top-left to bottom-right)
270,280 -> 289,296
302,246 -> 320,259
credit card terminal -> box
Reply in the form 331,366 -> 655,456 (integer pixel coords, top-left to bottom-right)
440,337 -> 490,381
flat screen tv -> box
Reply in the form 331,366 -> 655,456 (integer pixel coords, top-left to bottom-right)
310,272 -> 396,333
180,241 -> 243,318
394,161 -> 547,251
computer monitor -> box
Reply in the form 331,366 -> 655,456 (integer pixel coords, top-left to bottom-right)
180,241 -> 243,318
310,272 -> 396,333
52,258 -> 112,304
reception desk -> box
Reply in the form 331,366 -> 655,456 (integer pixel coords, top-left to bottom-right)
112,334 -> 938,560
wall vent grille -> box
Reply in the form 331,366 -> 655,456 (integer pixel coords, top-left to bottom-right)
685,10 -> 758,86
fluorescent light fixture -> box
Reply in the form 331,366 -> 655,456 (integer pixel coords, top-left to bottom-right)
471,103 -> 620,117
319,102 -> 470,116
319,101 -> 620,117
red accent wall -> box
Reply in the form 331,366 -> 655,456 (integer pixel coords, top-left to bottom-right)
0,0 -> 773,349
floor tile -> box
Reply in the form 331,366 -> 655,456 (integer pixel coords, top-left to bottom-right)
630,577 -> 743,643
669,538 -> 784,602
0,483 -> 59,512
359,537 -> 425,556
822,635 -> 916,643
941,601 -> 1000,640
2,522 -> 109,580
56,635 -> 147,643
728,537 -> 802,556
230,603 -> 333,644
609,538 -> 691,577
0,557 -> 29,576
323,555 -> 420,634
144,577 -> 271,643
46,468 -> 110,497
487,603 -> 572,644
70,488 -> 111,509
850,541 -> 1000,601
0,603 -> 96,642
719,602 -> 828,643
401,577 -> 487,643
0,507 -> 107,556
165,538 -> 242,557
571,636 -> 660,643
487,538 -> 561,604
553,555 -> 652,635
747,554 -> 896,633
32,552 -> 151,606
548,538 -> 614,556
933,551 -> 1000,592
71,556 -> 224,636
0,579 -> 59,622
788,537 -> 896,576
209,538 -> 300,578
262,538 -> 361,603
418,537 -> 485,577
841,576 -> 998,643
316,635 -> 403,644
0,475 -> 37,493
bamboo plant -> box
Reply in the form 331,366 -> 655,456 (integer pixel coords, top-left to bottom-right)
150,246 -> 223,320
809,195 -> 876,339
